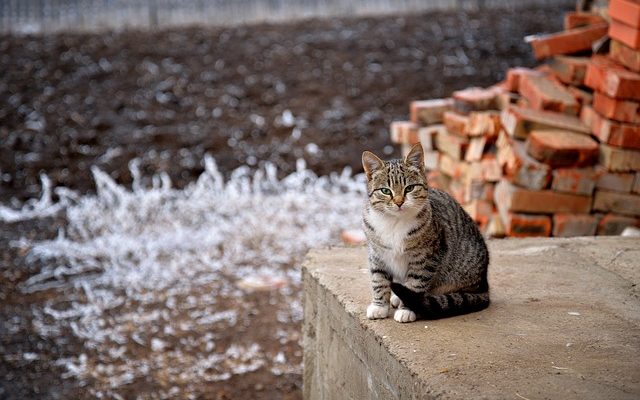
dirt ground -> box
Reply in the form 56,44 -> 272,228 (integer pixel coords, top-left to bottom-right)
0,5 -> 569,399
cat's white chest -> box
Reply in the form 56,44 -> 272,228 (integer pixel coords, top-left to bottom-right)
368,211 -> 415,282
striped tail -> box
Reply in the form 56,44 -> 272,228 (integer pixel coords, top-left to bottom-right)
390,282 -> 490,319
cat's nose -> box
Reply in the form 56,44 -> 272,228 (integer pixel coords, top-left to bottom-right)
394,198 -> 404,208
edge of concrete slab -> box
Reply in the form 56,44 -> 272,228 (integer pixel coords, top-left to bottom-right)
302,237 -> 640,400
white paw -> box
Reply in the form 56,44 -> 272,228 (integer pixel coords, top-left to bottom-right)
394,309 -> 416,323
366,303 -> 389,319
390,294 -> 403,308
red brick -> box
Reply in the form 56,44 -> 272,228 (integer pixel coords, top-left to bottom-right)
596,169 -> 635,192
448,180 -> 467,204
479,155 -> 502,182
443,111 -> 470,136
495,179 -> 592,214
502,213 -> 552,238
504,68 -> 546,92
552,213 -> 598,237
438,154 -> 468,179
410,98 -> 454,125
548,56 -> 590,85
567,86 -> 593,107
609,39 -> 640,73
584,55 -> 640,101
597,213 -> 639,235
551,167 -> 598,195
426,170 -> 450,191
417,124 -> 446,151
390,121 -> 419,145
634,172 -> 640,193
465,111 -> 501,138
486,212 -> 506,238
609,19 -> 640,50
526,129 -> 599,167
500,105 -> 590,139
593,190 -> 640,216
593,91 -> 640,123
463,200 -> 494,227
584,106 -> 640,150
464,181 -> 495,204
497,132 -> 551,190
519,73 -> 580,115
423,150 -> 439,171
599,144 -> 640,171
452,87 -> 499,113
527,23 -> 608,60
435,128 -> 468,160
465,136 -> 487,162
564,12 -> 608,30
609,0 -> 640,30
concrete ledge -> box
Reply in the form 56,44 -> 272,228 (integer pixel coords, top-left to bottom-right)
302,237 -> 640,400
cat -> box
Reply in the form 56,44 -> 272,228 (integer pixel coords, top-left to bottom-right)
361,143 -> 490,322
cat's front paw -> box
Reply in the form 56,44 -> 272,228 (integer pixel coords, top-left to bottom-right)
366,303 -> 389,319
393,308 -> 416,323
390,293 -> 403,308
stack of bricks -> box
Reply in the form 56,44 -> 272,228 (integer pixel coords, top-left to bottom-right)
390,1 -> 640,238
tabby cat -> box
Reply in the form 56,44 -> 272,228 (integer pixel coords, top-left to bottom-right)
362,143 -> 490,322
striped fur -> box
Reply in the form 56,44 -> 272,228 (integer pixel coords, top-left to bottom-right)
362,144 -> 489,322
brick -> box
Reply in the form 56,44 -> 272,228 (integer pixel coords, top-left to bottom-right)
426,170 -> 450,191
526,23 -> 608,60
548,56 -> 590,85
435,128 -> 468,160
341,229 -> 366,245
464,181 -> 494,204
552,213 -> 598,237
448,180 -> 467,204
504,67 -> 545,92
417,124 -> 446,151
593,92 -> 640,123
599,144 -> 640,171
593,190 -> 640,216
479,155 -> 502,182
443,111 -> 470,137
597,213 -> 639,235
423,150 -> 439,171
500,105 -> 590,139
584,106 -> 640,150
438,154 -> 468,179
410,98 -> 454,125
551,167 -> 598,195
497,132 -> 551,190
526,129 -> 599,167
452,87 -> 499,113
584,55 -> 640,101
485,213 -> 506,238
609,0 -> 640,30
390,121 -> 419,145
609,19 -> 640,50
501,213 -> 552,238
567,86 -> 593,107
634,172 -> 640,193
465,136 -> 487,162
596,170 -> 635,192
564,12 -> 608,30
465,111 -> 501,138
518,73 -> 580,115
495,179 -> 592,214
463,200 -> 493,227
609,39 -> 640,73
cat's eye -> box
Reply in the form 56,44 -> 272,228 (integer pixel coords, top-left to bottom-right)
379,188 -> 392,196
404,185 -> 416,193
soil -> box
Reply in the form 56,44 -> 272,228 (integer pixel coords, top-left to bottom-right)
0,5 -> 568,399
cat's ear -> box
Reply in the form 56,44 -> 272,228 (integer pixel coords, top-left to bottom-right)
362,151 -> 384,180
405,143 -> 424,171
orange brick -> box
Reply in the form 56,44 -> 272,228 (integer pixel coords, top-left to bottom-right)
465,111 -> 501,138
504,67 -> 546,92
593,190 -> 640,216
465,136 -> 487,162
609,19 -> 640,50
592,92 -> 640,123
567,86 -> 593,106
552,213 -> 598,237
596,169 -> 635,192
584,55 -> 640,100
423,150 -> 439,171
417,124 -> 446,151
599,144 -> 640,171
501,213 -> 552,238
564,12 -> 608,30
500,105 -> 590,139
443,111 -> 470,136
438,154 -> 468,179
426,170 -> 450,191
551,167 -> 598,195
526,23 -> 609,60
634,172 -> 640,193
609,0 -> 640,30
448,180 -> 467,204
519,73 -> 580,115
463,200 -> 493,227
464,181 -> 494,204
495,179 -> 592,214
526,129 -> 599,167
584,106 -> 640,150
410,98 -> 454,125
609,39 -> 640,73
390,121 -> 419,145
597,213 -> 639,235
435,128 -> 469,160
479,155 -> 502,182
548,56 -> 590,85
486,212 -> 506,238
497,132 -> 551,190
452,87 -> 499,113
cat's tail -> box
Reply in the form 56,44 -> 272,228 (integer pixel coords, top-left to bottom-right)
390,282 -> 489,319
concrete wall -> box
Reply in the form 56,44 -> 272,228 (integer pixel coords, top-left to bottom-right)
302,237 -> 640,400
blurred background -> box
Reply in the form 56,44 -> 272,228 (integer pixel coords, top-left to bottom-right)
1,1 -> 573,399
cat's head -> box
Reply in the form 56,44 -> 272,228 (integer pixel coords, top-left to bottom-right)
362,144 -> 428,216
